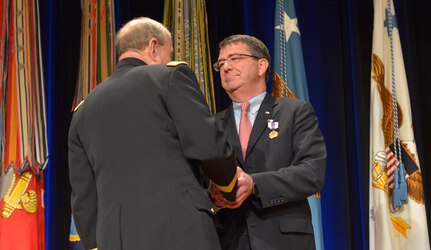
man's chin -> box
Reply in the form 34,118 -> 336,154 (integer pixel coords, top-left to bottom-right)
223,85 -> 238,93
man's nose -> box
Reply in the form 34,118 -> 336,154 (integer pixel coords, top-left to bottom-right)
221,60 -> 232,71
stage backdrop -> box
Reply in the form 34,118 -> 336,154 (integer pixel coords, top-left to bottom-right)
37,0 -> 431,249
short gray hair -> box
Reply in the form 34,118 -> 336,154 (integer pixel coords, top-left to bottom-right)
219,35 -> 271,82
116,17 -> 171,56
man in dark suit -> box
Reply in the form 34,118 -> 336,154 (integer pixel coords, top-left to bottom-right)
68,17 -> 238,250
209,35 -> 327,250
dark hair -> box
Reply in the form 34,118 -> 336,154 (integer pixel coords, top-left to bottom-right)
219,35 -> 270,82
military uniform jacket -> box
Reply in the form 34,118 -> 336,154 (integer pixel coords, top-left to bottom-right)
68,58 -> 237,250
214,93 -> 327,250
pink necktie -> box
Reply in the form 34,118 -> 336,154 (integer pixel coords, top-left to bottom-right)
239,101 -> 252,160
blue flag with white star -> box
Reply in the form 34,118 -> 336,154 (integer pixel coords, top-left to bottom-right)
272,1 -> 324,249
272,0 -> 309,100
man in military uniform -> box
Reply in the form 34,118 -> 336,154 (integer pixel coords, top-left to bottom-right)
68,17 -> 238,250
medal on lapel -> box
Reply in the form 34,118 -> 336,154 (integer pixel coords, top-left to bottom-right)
267,119 -> 279,139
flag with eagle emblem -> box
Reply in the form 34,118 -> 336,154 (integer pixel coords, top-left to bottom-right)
369,0 -> 430,249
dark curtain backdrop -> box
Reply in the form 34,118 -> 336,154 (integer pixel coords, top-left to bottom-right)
37,0 -> 431,249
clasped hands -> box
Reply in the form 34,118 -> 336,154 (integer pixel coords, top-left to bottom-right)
209,167 -> 254,209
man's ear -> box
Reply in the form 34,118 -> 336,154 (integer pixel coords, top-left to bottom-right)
258,59 -> 269,78
148,38 -> 158,60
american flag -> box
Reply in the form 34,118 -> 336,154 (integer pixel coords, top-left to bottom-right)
385,146 -> 399,189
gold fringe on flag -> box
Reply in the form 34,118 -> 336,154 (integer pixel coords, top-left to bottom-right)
163,0 -> 216,113
72,0 -> 115,110
272,71 -> 296,99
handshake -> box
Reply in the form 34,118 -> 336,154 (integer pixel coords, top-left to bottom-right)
209,167 -> 255,209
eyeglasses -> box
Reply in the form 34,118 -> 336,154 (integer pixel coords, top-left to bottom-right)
213,53 -> 261,71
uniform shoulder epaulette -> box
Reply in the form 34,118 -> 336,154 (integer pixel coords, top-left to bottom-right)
73,100 -> 84,112
166,61 -> 188,67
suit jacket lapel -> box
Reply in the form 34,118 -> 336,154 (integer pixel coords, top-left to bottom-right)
220,106 -> 244,166
246,94 -> 279,157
